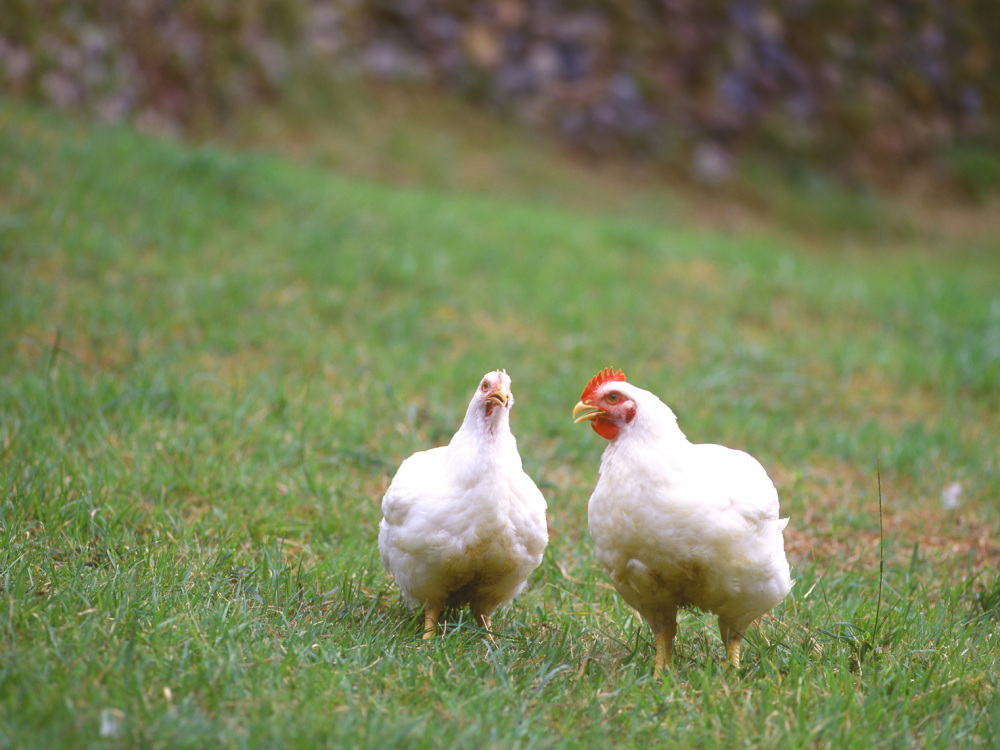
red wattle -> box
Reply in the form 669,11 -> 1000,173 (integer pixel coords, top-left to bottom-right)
592,417 -> 619,440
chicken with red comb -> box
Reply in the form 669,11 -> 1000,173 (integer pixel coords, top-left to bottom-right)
574,367 -> 792,674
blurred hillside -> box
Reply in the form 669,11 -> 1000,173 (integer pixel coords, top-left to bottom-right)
2,0 -> 998,197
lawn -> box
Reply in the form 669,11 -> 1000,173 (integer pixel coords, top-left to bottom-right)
1,99 -> 999,748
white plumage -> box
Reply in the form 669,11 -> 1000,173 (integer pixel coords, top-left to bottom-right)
573,367 -> 792,673
379,370 -> 548,639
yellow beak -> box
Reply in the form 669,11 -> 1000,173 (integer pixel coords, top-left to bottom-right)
573,400 -> 603,423
487,386 -> 510,408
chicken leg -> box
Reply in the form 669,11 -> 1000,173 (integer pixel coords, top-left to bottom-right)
422,606 -> 442,639
653,616 -> 678,677
719,617 -> 744,668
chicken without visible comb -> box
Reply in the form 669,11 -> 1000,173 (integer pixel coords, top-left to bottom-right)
379,370 -> 548,639
573,367 -> 792,674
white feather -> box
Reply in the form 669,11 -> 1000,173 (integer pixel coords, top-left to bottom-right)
378,371 -> 548,624
585,381 -> 792,643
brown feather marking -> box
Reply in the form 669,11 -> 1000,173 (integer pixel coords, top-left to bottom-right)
441,536 -> 517,608
650,559 -> 709,609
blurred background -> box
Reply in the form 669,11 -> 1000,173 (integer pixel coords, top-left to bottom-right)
3,0 -> 999,206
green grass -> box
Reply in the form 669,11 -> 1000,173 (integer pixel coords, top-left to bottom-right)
2,99 -> 1000,748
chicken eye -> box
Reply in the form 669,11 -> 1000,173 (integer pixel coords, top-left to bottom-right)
606,393 -> 621,404
481,381 -> 490,392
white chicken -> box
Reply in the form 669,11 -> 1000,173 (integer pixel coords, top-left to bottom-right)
573,367 -> 792,674
379,370 -> 548,639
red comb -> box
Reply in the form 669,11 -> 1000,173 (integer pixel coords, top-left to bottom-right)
580,366 -> 626,402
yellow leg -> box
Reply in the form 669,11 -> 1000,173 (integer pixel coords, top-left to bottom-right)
726,638 -> 742,669
654,631 -> 672,677
422,606 -> 441,639
653,614 -> 678,678
719,617 -> 744,668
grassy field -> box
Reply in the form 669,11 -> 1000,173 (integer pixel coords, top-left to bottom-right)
2,98 -> 999,748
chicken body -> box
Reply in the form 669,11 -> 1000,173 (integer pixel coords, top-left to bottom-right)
574,368 -> 791,673
379,370 -> 548,638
